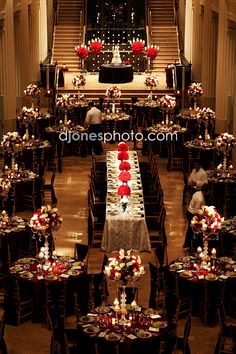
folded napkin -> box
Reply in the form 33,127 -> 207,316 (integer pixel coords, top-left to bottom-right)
37,276 -> 44,280
150,314 -> 161,319
149,327 -> 159,332
60,274 -> 69,278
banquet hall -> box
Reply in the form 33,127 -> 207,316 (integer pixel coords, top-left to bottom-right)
0,0 -> 236,353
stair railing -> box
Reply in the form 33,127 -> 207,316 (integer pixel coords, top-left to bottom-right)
49,0 -> 59,64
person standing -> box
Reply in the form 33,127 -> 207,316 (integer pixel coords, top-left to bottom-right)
84,101 -> 103,155
183,184 -> 210,249
188,160 -> 208,189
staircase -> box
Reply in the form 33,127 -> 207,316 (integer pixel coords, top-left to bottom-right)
148,0 -> 180,73
52,0 -> 84,72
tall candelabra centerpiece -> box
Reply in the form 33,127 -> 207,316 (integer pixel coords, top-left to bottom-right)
191,206 -> 224,267
72,74 -> 86,99
157,95 -> 176,125
18,107 -> 39,141
196,107 -> 215,140
1,132 -> 23,170
214,133 -> 236,174
188,82 -> 203,111
104,249 -> 145,324
30,205 -> 62,262
145,75 -> 159,100
24,84 -> 40,108
105,86 -> 121,113
56,94 -> 71,124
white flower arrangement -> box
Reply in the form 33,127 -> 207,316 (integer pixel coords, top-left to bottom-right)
72,74 -> 86,88
191,206 -> 224,233
104,249 -> 145,281
145,75 -> 159,88
30,205 -> 62,234
1,132 -> 23,153
24,84 -> 40,98
188,82 -> 203,97
105,86 -> 121,99
158,95 -> 176,109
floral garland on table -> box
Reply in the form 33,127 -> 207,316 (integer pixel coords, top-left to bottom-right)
104,249 -> 145,282
145,75 -> 159,88
75,45 -> 88,60
119,171 -> 131,183
24,84 -> 40,99
105,86 -> 121,100
56,94 -> 70,109
188,82 -> 203,97
214,133 -> 236,153
191,206 -> 224,234
146,46 -> 159,61
1,132 -> 23,153
72,74 -> 86,88
158,95 -> 176,110
131,40 -> 144,56
89,39 -> 103,55
118,184 -> 131,197
30,205 -> 62,235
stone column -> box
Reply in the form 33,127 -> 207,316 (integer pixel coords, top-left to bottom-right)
201,1 -> 212,107
39,0 -> 48,62
215,0 -> 228,133
184,0 -> 193,63
30,1 -> 40,82
191,0 -> 202,81
2,0 -> 17,132
19,0 -> 30,102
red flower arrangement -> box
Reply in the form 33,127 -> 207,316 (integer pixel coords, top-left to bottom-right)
117,142 -> 129,151
118,151 -> 129,161
119,161 -> 131,171
131,40 -> 144,56
123,59 -> 130,65
118,185 -> 131,197
89,40 -> 103,56
75,46 -> 88,60
146,47 -> 159,61
119,171 -> 131,183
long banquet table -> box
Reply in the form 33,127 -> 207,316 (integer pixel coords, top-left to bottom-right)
101,151 -> 151,253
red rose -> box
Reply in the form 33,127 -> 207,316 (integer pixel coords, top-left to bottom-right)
146,47 -> 159,61
119,161 -> 131,171
75,46 -> 88,60
119,171 -> 131,182
131,41 -> 144,56
118,151 -> 129,161
118,185 -> 131,197
123,59 -> 130,65
90,41 -> 103,56
117,142 -> 129,151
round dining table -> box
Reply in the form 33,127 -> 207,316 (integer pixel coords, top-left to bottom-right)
78,306 -> 169,354
99,64 -> 133,84
9,256 -> 88,322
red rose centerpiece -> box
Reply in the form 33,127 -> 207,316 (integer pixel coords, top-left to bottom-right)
119,171 -> 131,183
188,82 -> 203,110
89,39 -> 103,55
119,161 -> 131,171
118,185 -> 130,197
117,142 -> 128,152
131,40 -> 144,56
118,151 -> 129,161
146,46 -> 159,61
75,45 -> 88,60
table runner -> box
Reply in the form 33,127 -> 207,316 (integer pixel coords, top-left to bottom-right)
102,151 -> 151,252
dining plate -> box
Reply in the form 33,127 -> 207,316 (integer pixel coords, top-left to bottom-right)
170,263 -> 183,270
20,272 -> 34,279
95,306 -> 110,314
67,269 -> 80,276
18,258 -> 31,264
10,265 -> 23,272
205,274 -> 218,281
180,271 -> 193,278
142,308 -> 159,316
79,315 -> 96,324
83,325 -> 100,334
136,330 -> 152,339
46,274 -> 58,281
72,261 -> 84,267
152,321 -> 168,329
105,333 -> 121,341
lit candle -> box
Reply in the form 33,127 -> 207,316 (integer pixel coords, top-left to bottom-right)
113,298 -> 120,311
39,252 -> 44,259
131,300 -> 137,308
211,248 -> 216,257
229,165 -> 233,170
199,135 -> 202,139
111,318 -> 116,325
199,252 -> 204,259
197,246 -> 202,253
5,165 -> 8,170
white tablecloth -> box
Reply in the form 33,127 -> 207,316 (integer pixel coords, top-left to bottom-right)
101,151 -> 151,252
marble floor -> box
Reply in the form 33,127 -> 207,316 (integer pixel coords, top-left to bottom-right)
4,146 -> 220,353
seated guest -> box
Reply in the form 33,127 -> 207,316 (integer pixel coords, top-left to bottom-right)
183,184 -> 210,249
84,101 -> 103,155
188,160 -> 208,189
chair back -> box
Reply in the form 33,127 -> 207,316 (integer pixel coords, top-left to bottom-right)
183,314 -> 192,350
74,243 -> 89,261
155,245 -> 168,267
217,303 -> 226,330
